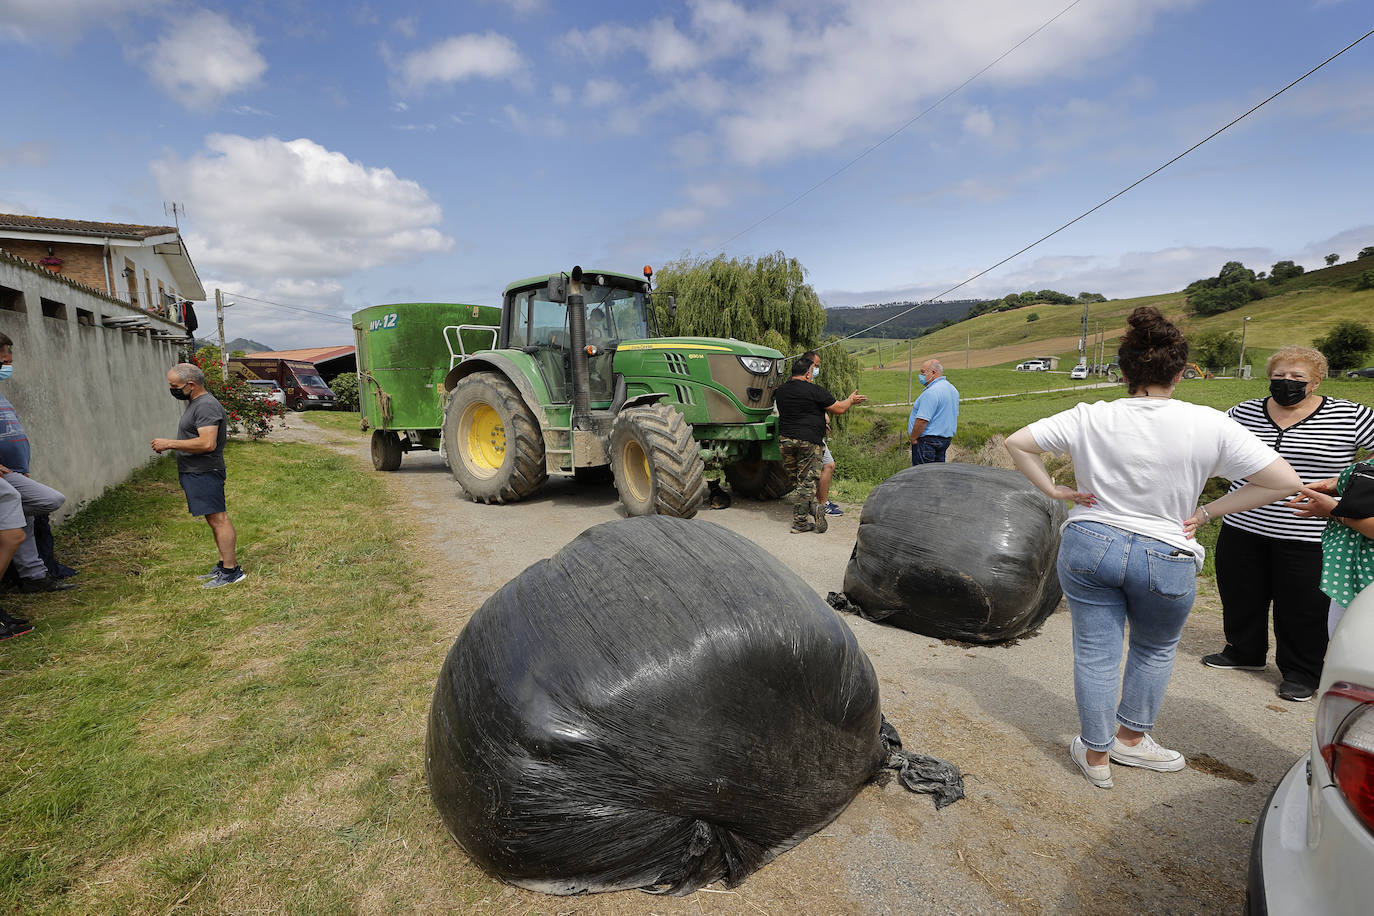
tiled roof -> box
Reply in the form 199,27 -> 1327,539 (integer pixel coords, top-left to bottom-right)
0,213 -> 178,240
244,346 -> 356,363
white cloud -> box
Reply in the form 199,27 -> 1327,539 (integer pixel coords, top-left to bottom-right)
962,108 -> 995,138
151,134 -> 454,282
230,105 -> 274,117
550,84 -> 572,105
392,16 -> 417,38
394,32 -> 526,94
135,11 -> 267,109
583,78 -> 624,107
0,0 -> 158,42
492,0 -> 546,13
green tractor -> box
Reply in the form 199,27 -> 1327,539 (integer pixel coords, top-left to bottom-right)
441,266 -> 789,518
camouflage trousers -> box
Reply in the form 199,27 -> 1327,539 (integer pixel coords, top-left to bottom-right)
780,437 -> 824,523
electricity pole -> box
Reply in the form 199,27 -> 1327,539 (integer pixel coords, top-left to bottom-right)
1238,316 -> 1251,378
907,338 -> 913,404
215,288 -> 229,382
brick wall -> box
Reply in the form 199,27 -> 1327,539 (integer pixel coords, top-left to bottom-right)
0,240 -> 112,294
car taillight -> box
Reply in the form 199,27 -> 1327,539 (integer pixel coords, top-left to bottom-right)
1318,682 -> 1374,835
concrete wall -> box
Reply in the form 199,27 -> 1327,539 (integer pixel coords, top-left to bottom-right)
0,250 -> 189,521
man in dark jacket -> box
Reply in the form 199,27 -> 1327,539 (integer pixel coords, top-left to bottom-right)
773,352 -> 865,533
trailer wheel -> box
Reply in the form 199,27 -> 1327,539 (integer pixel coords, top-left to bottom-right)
444,374 -> 547,504
371,429 -> 403,472
609,404 -> 707,518
724,455 -> 793,500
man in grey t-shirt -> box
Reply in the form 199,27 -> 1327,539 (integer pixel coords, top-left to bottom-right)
151,363 -> 247,589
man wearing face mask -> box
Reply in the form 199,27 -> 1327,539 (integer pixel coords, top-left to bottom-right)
907,359 -> 959,465
774,351 -> 865,534
1203,346 -> 1374,702
152,363 -> 247,589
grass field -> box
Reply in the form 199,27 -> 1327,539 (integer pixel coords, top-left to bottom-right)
0,434 -> 500,914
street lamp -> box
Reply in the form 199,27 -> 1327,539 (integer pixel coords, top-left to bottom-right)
1238,316 -> 1251,378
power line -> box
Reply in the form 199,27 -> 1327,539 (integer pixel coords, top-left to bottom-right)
219,290 -> 354,324
817,24 -> 1374,351
716,0 -> 1087,253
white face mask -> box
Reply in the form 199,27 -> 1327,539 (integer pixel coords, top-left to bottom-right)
811,366 -> 820,381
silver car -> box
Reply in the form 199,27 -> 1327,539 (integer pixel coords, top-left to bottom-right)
1246,585 -> 1374,913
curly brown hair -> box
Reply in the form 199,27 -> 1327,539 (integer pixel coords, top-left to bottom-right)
1117,306 -> 1188,395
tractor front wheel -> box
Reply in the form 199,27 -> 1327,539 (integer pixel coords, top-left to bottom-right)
724,455 -> 793,500
609,404 -> 707,518
370,429 -> 402,472
443,374 -> 547,504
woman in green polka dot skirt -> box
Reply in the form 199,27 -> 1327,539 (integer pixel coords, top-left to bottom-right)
1289,458 -> 1374,635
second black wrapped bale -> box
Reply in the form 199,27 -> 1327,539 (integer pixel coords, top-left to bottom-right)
842,463 -> 1066,643
426,516 -> 954,897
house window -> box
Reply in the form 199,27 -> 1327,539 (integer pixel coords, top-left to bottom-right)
144,271 -> 153,314
0,284 -> 24,313
40,298 -> 68,320
76,307 -> 94,327
124,258 -> 138,306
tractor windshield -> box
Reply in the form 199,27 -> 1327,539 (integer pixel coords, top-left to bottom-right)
589,285 -> 649,342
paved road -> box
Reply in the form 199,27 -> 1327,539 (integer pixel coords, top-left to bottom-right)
321,424 -> 1308,915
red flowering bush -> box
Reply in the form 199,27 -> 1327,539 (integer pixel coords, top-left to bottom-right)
190,353 -> 286,441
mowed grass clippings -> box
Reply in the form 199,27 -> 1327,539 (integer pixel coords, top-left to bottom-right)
0,441 -> 499,914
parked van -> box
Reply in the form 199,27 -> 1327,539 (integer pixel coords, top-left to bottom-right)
1015,359 -> 1049,371
230,358 -> 337,411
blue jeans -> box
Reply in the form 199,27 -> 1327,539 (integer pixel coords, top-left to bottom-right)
910,435 -> 951,465
1057,521 -> 1197,752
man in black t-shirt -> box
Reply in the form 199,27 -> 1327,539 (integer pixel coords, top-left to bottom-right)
773,352 -> 865,533
152,363 -> 247,589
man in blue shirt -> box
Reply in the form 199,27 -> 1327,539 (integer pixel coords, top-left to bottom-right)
908,359 -> 959,465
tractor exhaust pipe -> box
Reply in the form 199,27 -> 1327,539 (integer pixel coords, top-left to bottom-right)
567,265 -> 591,429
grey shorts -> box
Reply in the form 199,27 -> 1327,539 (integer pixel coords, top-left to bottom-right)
179,470 -> 227,517
821,442 -> 833,466
0,477 -> 22,530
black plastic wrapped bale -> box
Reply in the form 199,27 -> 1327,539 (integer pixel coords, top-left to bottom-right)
842,463 -> 1066,643
426,516 -> 959,896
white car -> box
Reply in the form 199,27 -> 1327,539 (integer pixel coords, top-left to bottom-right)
1070,364 -> 1089,380
1246,586 -> 1374,914
245,379 -> 286,406
1015,361 -> 1049,371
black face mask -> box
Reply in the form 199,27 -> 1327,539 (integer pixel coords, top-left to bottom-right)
1268,378 -> 1308,407
169,386 -> 191,401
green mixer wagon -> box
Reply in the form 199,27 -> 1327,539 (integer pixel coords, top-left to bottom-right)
353,302 -> 502,471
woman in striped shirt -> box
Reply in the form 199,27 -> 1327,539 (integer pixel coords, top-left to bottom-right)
1203,346 -> 1374,701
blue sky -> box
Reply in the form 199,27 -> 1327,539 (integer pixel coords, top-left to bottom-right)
1,0 -> 1371,348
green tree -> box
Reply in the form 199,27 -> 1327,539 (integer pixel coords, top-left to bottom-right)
1076,292 -> 1107,303
1026,312 -> 1040,322
1269,260 -> 1305,283
1189,283 -> 1252,316
1356,270 -> 1374,291
653,251 -> 862,408
1191,330 -> 1241,372
1359,247 -> 1374,260
1313,320 -> 1374,373
1218,261 -> 1256,283
1325,253 -> 1340,266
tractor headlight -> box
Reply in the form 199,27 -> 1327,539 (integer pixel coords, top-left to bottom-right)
738,356 -> 773,375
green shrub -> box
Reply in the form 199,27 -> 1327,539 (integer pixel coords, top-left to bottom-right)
329,372 -> 360,411
190,353 -> 286,440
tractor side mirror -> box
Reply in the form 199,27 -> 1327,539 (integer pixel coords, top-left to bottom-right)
547,275 -> 569,303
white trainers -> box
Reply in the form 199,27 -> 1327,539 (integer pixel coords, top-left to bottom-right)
1070,736 -> 1113,788
1109,733 -> 1185,772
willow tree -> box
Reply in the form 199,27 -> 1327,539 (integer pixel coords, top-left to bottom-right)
653,251 -> 863,406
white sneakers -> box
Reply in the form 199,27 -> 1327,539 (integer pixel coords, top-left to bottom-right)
1072,733 -> 1187,788
1071,736 -> 1113,789
1108,733 -> 1186,772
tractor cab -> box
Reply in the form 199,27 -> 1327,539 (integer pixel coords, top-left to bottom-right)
500,269 -> 652,406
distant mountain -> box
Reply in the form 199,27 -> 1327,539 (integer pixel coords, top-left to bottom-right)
823,299 -> 983,339
191,336 -> 274,354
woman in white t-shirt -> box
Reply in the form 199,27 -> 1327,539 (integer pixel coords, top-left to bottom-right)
1005,307 -> 1300,789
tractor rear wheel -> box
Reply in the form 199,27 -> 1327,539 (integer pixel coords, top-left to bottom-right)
724,455 -> 793,500
609,404 -> 707,518
444,374 -> 547,504
1182,366 -> 1200,380
370,429 -> 403,472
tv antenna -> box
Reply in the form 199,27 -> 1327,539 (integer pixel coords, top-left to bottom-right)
163,201 -> 186,230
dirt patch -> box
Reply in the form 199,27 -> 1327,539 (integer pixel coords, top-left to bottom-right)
1187,754 -> 1258,784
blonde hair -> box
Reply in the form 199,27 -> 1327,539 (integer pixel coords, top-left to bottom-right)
1266,346 -> 1327,380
